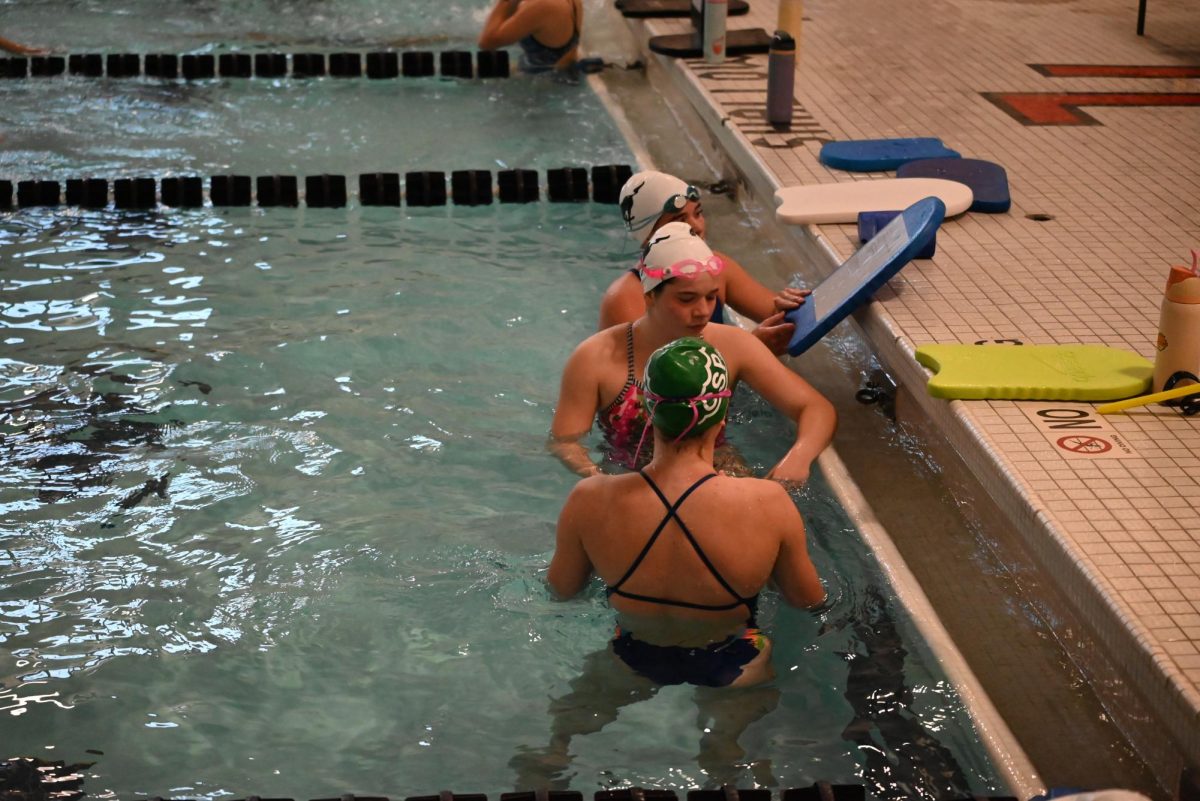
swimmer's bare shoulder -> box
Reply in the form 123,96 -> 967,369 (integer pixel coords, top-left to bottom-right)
703,321 -> 761,356
578,322 -> 629,358
715,473 -> 796,519
564,471 -> 642,543
551,323 -> 631,441
702,324 -> 772,382
598,272 -> 643,330
738,478 -> 824,608
563,323 -> 627,385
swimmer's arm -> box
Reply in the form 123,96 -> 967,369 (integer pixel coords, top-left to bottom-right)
478,0 -> 543,49
548,484 -> 596,599
728,329 -> 836,483
597,274 -> 646,331
548,342 -> 603,478
547,433 -> 601,478
0,35 -> 46,55
719,251 -> 781,323
767,484 -> 826,608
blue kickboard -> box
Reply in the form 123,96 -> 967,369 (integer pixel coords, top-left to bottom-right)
819,138 -> 961,172
859,211 -> 937,259
786,196 -> 946,356
897,157 -> 1011,213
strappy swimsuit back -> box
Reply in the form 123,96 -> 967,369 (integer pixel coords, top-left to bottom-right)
518,0 -> 580,72
607,470 -> 759,618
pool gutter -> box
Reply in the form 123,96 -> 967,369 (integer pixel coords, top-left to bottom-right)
587,23 -> 1045,801
817,446 -> 1045,798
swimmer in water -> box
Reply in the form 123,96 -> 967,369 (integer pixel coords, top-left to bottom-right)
513,337 -> 825,787
478,0 -> 583,74
603,170 -> 811,355
551,222 -> 835,481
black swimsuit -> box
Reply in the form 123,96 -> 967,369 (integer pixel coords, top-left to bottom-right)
607,470 -> 765,687
517,0 -> 580,73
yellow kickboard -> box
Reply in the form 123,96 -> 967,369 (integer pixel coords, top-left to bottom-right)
915,344 -> 1153,401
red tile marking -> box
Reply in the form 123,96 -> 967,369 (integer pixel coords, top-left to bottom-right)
981,92 -> 1200,125
1029,64 -> 1200,79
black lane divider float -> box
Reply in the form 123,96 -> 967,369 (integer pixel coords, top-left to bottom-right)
0,166 -> 633,210
0,50 -> 512,80
0,759 -> 1028,801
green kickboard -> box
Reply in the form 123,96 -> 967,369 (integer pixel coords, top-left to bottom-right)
915,344 -> 1153,401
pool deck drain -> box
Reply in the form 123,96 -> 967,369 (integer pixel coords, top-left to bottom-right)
618,0 -> 1200,788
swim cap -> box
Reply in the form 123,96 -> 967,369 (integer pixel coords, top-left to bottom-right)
638,221 -> 723,294
619,170 -> 701,234
642,337 -> 731,441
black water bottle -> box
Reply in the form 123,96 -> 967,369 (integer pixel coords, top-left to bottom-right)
766,30 -> 796,129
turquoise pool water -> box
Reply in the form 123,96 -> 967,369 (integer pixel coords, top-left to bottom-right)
0,204 -> 1003,797
2,1 -> 1006,797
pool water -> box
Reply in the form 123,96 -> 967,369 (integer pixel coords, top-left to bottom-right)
0,68 -> 632,180
0,0 -> 496,54
0,205 -> 1001,797
2,1 -> 1006,797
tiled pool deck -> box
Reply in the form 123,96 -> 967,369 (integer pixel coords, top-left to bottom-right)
618,0 -> 1199,788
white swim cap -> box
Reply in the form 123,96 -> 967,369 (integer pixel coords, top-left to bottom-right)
637,221 -> 722,294
618,170 -> 700,234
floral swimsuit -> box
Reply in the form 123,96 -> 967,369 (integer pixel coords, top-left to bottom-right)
597,323 -> 649,469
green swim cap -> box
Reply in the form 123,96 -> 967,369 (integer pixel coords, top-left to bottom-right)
642,337 -> 731,441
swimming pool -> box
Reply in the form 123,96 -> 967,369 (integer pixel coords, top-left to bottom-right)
2,1 -> 1016,796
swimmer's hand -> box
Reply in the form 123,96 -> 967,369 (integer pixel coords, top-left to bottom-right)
765,450 -> 811,485
752,311 -> 797,357
772,287 -> 810,312
547,432 -> 602,478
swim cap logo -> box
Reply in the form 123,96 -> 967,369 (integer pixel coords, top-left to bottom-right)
621,180 -> 646,227
645,231 -> 672,252
694,347 -> 729,428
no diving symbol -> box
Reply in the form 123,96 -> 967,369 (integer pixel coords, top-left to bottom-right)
1021,405 -> 1134,459
1056,435 -> 1113,454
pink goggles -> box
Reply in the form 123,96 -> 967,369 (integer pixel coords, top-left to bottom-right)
632,388 -> 733,465
637,254 -> 724,282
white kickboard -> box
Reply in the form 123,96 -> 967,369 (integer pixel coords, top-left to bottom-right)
774,178 -> 973,224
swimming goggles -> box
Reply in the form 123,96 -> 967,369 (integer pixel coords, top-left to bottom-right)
637,254 -> 725,282
632,387 -> 733,464
623,184 -> 701,232
661,185 -> 701,214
